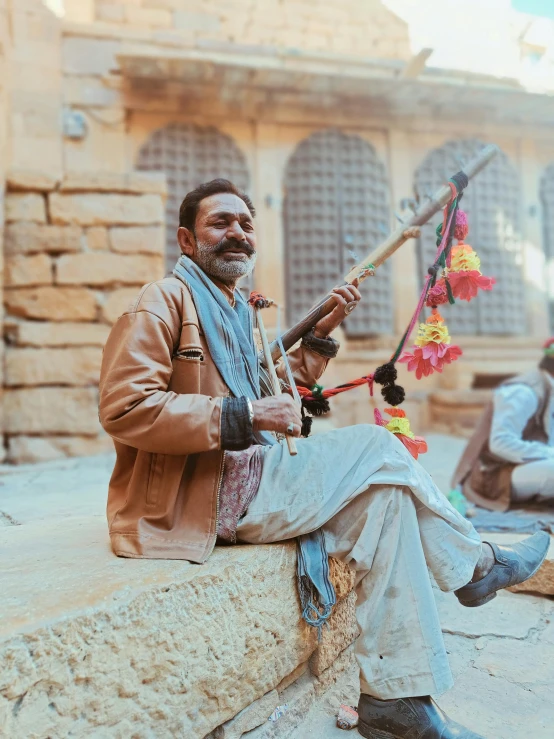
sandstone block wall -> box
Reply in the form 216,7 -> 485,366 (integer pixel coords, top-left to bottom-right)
88,0 -> 411,60
3,171 -> 166,463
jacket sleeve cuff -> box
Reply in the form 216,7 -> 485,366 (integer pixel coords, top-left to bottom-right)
301,329 -> 340,358
220,397 -> 254,451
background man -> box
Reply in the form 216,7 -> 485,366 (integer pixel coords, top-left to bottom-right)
453,339 -> 554,511
99,179 -> 548,739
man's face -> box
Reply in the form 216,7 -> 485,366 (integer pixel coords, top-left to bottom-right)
178,192 -> 257,284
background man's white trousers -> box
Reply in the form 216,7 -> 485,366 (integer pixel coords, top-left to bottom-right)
236,424 -> 482,700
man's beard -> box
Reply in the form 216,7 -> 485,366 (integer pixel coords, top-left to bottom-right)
194,237 -> 257,284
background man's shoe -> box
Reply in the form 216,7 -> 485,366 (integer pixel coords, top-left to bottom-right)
357,695 -> 484,738
455,530 -> 550,608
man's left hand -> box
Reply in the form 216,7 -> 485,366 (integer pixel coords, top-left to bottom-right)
313,281 -> 362,338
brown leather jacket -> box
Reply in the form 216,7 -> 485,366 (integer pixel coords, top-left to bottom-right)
99,277 -> 334,562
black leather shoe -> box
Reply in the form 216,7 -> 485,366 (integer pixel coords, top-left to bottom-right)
455,530 -> 550,607
357,695 -> 485,738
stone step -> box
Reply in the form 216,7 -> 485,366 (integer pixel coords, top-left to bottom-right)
0,511 -> 356,738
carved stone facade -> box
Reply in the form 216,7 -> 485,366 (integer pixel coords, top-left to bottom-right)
2,0 -> 554,461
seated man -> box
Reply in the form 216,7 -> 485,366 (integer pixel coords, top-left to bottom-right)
452,341 -> 554,511
99,179 -> 548,739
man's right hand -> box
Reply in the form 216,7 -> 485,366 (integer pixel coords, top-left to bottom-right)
252,395 -> 302,437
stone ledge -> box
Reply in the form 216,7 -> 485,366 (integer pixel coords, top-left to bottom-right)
0,510 -> 355,738
60,171 -> 167,196
7,169 -> 61,192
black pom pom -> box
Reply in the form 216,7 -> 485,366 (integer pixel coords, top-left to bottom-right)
302,396 -> 331,416
382,384 -> 405,406
301,415 -> 313,438
373,362 -> 397,386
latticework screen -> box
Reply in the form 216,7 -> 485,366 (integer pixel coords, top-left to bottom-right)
541,163 -> 554,333
414,139 -> 525,336
136,123 -> 252,294
283,129 -> 392,337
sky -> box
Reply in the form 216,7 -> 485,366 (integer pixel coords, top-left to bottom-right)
512,0 -> 554,19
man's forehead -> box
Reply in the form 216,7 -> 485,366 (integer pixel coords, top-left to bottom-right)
198,192 -> 251,219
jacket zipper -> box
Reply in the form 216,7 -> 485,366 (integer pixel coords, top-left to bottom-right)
214,388 -> 230,539
215,450 -> 226,538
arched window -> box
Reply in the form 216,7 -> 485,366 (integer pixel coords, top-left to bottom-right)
414,139 -> 525,335
136,123 -> 251,283
283,129 -> 392,337
540,163 -> 554,333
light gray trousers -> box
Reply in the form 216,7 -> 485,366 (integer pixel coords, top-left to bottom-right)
512,459 -> 554,502
236,424 -> 481,700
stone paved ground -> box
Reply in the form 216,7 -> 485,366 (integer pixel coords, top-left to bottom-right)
1,435 -> 553,739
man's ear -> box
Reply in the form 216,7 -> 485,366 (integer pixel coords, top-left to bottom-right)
177,227 -> 195,257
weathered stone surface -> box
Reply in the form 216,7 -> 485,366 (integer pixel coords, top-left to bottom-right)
109,225 -> 164,254
215,690 -> 279,739
100,287 -> 141,324
486,533 -> 554,596
309,591 -> 359,676
434,587 -> 547,639
6,320 -> 110,347
6,169 -> 60,192
275,661 -> 308,693
60,171 -> 167,195
4,253 -> 52,287
5,347 -> 102,386
0,454 -> 115,526
6,435 -> 113,465
0,532 -> 318,739
247,672 -> 317,739
313,643 -> 358,698
56,252 -> 163,286
4,387 -> 101,434
5,223 -> 83,254
4,287 -> 97,321
328,557 -> 355,601
473,636 -> 553,687
49,192 -> 164,226
86,226 -> 109,250
5,192 -> 47,223
439,628 -> 554,739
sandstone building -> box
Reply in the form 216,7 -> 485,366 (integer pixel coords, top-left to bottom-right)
1,0 -> 554,463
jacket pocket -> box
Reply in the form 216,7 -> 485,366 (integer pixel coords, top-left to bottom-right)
146,453 -> 166,506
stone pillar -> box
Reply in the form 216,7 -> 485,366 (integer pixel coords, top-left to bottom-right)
252,123 -> 286,331
386,129 -> 420,336
519,136 -> 549,338
8,0 -> 63,180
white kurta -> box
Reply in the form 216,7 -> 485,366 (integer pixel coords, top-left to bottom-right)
490,374 -> 554,502
236,424 -> 481,700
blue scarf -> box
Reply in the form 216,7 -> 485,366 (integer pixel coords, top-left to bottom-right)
172,256 -> 336,635
173,255 -> 274,447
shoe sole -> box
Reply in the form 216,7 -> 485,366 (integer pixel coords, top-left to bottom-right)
357,720 -> 397,738
458,537 -> 550,608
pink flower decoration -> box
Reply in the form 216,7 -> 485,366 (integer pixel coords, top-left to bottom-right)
425,280 -> 450,307
448,270 -> 495,302
397,434 -> 429,460
399,343 -> 462,379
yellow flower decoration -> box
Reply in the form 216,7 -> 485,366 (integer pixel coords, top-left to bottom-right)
449,244 -> 481,272
386,417 -> 415,438
415,321 -> 451,346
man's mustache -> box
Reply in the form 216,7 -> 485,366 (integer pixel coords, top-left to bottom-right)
213,238 -> 256,257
